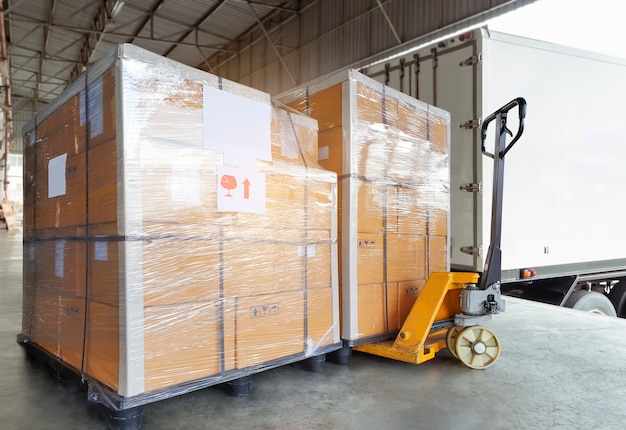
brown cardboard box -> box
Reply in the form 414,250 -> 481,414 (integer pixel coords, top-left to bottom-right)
307,286 -> 335,348
29,292 -> 60,357
387,234 -> 427,283
143,301 -> 223,391
87,140 -> 118,225
36,96 -> 83,155
87,223 -> 119,307
34,237 -> 87,298
223,240 -> 304,297
58,296 -> 86,370
429,235 -> 448,273
280,70 -> 449,343
356,283 -> 386,338
306,178 -> 334,237
389,186 -> 428,236
306,243 -> 332,289
141,238 -> 222,307
356,233 -> 384,285
235,290 -> 305,369
22,45 -> 339,401
317,127 -> 343,174
85,301 -> 120,391
306,84 -> 342,132
356,181 -> 385,234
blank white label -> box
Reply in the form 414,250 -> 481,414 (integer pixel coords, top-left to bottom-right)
48,154 -> 67,198
203,86 -> 271,169
298,244 -> 316,257
95,241 -> 108,261
318,146 -> 329,161
55,241 -> 65,278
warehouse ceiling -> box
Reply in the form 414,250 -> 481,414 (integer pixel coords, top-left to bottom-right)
3,0 -> 536,149
5,0 -> 297,106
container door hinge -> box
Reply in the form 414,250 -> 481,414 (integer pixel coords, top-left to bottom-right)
459,53 -> 482,67
460,182 -> 481,193
461,246 -> 482,257
460,118 -> 481,129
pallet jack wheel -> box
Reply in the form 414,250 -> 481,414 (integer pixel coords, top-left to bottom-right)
445,326 -> 463,359
454,326 -> 501,369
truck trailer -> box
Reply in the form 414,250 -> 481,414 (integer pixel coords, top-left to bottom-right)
361,27 -> 626,317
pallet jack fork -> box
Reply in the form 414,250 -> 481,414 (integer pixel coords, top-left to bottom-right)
355,97 -> 527,369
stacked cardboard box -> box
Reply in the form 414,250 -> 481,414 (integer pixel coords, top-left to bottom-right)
281,70 -> 450,344
22,44 -> 340,403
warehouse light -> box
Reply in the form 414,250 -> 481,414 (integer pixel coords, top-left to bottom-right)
111,1 -> 125,18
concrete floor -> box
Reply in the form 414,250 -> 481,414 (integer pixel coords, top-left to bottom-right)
2,228 -> 626,430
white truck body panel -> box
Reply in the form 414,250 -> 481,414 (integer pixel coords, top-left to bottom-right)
363,28 -> 626,282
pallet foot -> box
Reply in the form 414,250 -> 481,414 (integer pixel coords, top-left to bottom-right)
293,354 -> 326,373
326,346 -> 352,365
215,375 -> 252,397
100,405 -> 144,430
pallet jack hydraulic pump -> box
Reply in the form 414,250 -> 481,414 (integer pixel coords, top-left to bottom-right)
355,97 -> 527,369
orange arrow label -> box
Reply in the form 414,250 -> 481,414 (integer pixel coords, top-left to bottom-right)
243,178 -> 251,199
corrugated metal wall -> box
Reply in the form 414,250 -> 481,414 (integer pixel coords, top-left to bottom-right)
213,0 -> 536,95
7,0 -> 535,156
11,98 -> 44,154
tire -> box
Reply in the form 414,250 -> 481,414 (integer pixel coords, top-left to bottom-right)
564,290 -> 617,317
607,283 -> 626,318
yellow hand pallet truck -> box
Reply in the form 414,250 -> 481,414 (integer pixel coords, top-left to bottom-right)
355,97 -> 527,369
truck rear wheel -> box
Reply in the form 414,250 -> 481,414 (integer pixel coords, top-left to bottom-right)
564,290 -> 617,317
607,283 -> 626,318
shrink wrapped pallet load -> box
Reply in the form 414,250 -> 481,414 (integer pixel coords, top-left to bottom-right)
280,70 -> 450,345
21,44 -> 340,408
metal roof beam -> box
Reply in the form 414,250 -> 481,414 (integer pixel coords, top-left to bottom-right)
162,0 -> 228,58
232,0 -> 299,13
5,16 -> 239,53
376,0 -> 401,44
125,0 -> 165,45
247,1 -> 297,85
69,0 -> 125,82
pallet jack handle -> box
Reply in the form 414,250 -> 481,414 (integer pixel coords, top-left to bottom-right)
477,97 -> 527,292
481,97 -> 527,159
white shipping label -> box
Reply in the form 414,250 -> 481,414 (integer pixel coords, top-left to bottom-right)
318,145 -> 329,161
298,244 -> 316,257
55,240 -> 65,278
203,86 -> 272,169
95,240 -> 108,261
171,160 -> 200,203
280,122 -> 299,160
48,154 -> 67,198
217,165 -> 265,214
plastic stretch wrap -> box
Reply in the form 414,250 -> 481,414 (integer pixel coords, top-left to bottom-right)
279,70 -> 450,345
21,44 -> 340,410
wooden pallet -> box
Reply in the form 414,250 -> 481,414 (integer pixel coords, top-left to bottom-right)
0,201 -> 17,230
